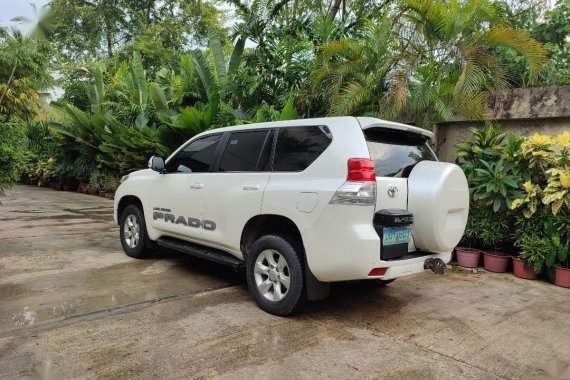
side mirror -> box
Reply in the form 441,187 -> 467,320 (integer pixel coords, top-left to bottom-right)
148,156 -> 166,174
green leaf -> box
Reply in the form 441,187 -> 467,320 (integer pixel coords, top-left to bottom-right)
228,37 -> 245,77
278,96 -> 298,121
130,52 -> 148,107
191,49 -> 216,99
149,83 -> 168,112
208,27 -> 227,96
493,198 -> 501,212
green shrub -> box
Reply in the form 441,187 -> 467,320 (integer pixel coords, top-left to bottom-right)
457,128 -> 570,270
0,119 -> 26,195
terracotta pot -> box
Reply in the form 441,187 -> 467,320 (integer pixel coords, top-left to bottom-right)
554,266 -> 570,288
77,183 -> 88,194
104,192 -> 114,200
512,257 -> 537,280
98,190 -> 106,197
483,251 -> 510,273
455,247 -> 481,268
87,187 -> 98,196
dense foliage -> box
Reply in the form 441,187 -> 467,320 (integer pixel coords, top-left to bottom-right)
0,119 -> 26,195
0,0 -> 567,194
457,127 -> 570,273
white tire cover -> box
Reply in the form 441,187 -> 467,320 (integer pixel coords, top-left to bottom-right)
408,161 -> 469,253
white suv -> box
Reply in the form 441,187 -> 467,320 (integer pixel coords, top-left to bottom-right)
114,117 -> 469,316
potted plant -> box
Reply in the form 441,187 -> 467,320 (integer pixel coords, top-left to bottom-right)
101,173 -> 120,200
88,171 -> 105,196
73,158 -> 95,194
455,203 -> 482,268
546,220 -> 570,288
542,165 -> 570,288
479,210 -> 511,273
513,234 -> 546,280
454,125 -> 514,269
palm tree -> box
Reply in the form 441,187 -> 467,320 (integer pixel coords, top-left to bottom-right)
309,18 -> 397,117
0,4 -> 55,111
311,0 -> 547,128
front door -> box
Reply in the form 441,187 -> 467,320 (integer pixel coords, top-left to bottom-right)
149,133 -> 223,242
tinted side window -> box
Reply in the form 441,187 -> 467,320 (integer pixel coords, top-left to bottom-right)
166,134 -> 222,173
219,130 -> 269,172
273,126 -> 332,172
364,129 -> 436,178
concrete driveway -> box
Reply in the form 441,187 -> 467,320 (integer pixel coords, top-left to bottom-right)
0,185 -> 569,379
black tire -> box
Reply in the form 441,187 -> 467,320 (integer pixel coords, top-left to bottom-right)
246,235 -> 305,316
119,204 -> 153,259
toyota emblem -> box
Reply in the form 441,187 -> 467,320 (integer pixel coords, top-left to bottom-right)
387,185 -> 398,198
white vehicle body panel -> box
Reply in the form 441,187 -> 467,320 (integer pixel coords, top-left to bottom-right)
202,172 -> 270,256
149,172 -> 207,241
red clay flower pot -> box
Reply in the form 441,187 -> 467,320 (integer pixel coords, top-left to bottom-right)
513,257 -> 537,280
455,247 -> 481,268
554,266 -> 570,288
77,183 -> 88,194
483,251 -> 510,273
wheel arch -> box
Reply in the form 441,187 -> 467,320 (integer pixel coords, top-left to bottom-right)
240,214 -> 304,258
117,195 -> 144,225
241,214 -> 329,301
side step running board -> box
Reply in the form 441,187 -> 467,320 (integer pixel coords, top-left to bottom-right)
156,237 -> 245,270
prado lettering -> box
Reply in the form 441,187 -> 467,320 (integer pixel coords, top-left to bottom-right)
152,211 -> 205,230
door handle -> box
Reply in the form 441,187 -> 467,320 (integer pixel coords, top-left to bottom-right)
189,183 -> 204,190
242,184 -> 260,191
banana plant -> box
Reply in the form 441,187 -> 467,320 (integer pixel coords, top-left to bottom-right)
108,52 -> 150,130
191,27 -> 245,102
82,65 -> 106,113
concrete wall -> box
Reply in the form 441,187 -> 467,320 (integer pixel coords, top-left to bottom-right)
435,85 -> 570,163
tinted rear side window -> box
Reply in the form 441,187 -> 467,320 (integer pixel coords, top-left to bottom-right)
273,126 -> 332,171
219,130 -> 270,172
364,129 -> 436,178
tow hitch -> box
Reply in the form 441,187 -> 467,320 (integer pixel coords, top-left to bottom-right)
424,258 -> 445,274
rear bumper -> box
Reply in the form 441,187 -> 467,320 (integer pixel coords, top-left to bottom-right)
301,206 -> 452,282
372,252 -> 452,280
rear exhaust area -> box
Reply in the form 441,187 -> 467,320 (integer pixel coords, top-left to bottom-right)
424,258 -> 445,274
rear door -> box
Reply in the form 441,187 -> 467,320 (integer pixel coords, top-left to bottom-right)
200,129 -> 274,254
364,128 -> 437,251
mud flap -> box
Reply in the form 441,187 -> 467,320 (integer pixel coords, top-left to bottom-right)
305,257 -> 330,301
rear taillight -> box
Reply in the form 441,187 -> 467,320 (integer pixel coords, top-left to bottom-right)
347,158 -> 376,182
329,158 -> 377,206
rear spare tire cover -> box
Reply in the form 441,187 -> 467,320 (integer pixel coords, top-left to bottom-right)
408,161 -> 469,253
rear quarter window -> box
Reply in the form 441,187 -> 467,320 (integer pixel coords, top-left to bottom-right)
273,126 -> 332,171
364,129 -> 436,178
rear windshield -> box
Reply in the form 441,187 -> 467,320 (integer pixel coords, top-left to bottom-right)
364,129 -> 436,178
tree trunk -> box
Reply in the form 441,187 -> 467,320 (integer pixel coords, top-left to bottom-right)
102,0 -> 114,57
105,28 -> 113,57
0,64 -> 17,106
329,0 -> 343,19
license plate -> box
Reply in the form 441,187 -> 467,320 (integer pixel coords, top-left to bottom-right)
383,226 -> 412,246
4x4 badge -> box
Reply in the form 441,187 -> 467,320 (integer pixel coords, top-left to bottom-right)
387,185 -> 398,198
